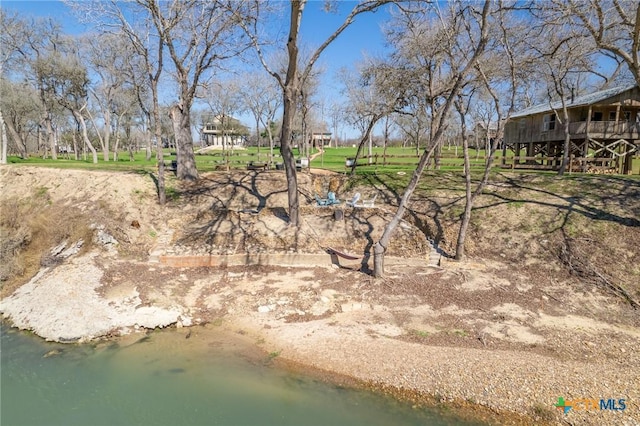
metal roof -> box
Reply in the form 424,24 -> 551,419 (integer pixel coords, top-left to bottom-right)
511,85 -> 637,118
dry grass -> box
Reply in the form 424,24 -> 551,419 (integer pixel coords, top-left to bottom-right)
395,172 -> 640,309
0,188 -> 93,297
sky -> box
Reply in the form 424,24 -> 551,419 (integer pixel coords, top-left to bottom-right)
1,0 -> 396,139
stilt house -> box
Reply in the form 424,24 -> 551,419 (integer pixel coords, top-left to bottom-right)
503,85 -> 640,174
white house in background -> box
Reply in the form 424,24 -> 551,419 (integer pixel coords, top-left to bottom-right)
200,115 -> 249,149
311,132 -> 332,148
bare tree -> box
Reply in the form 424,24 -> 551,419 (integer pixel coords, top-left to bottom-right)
1,10 -> 37,161
544,47 -> 593,176
0,79 -> 40,159
91,1 -> 169,203
372,1 -> 491,277
393,112 -> 428,154
0,10 -> 27,163
2,15 -> 66,160
453,5 -> 534,261
121,41 -> 155,162
236,0 -> 395,226
341,60 -> 408,175
529,5 -> 601,176
109,87 -> 138,161
328,101 -> 344,148
140,0 -> 252,181
469,93 -> 497,159
238,71 -> 282,164
83,32 -> 137,162
34,38 -> 99,163
554,0 -> 640,86
202,79 -> 243,167
298,66 -> 323,161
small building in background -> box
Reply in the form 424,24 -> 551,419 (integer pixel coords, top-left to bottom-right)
470,122 -> 499,150
311,132 -> 332,149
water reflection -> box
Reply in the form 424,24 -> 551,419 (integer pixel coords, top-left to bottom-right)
1,324 -> 483,426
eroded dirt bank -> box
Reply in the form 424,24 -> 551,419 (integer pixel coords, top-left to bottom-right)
1,166 -> 639,425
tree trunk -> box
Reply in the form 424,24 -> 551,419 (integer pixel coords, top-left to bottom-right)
88,109 -> 109,162
172,104 -> 198,181
73,110 -> 98,164
255,119 -> 261,155
37,126 -> 43,157
267,124 -> 274,167
455,126 -> 503,261
4,120 -> 28,159
349,115 -> 380,176
434,141 -> 442,170
145,129 -> 153,161
558,108 -> 571,176
72,132 -> 79,160
277,0 -> 305,227
280,86 -> 300,226
44,116 -> 57,160
103,108 -> 111,161
154,115 -> 166,206
373,144 -> 438,277
113,132 -> 121,162
0,110 -> 8,164
373,242 -> 385,278
455,124 -> 473,260
151,93 -> 165,205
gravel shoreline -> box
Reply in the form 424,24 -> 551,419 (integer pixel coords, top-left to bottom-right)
232,310 -> 639,426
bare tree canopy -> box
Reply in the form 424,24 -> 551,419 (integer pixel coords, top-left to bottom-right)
543,0 -> 640,86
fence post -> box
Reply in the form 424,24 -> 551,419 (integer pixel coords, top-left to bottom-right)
569,154 -> 573,174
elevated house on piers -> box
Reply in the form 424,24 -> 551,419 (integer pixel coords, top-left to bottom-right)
503,85 -> 640,174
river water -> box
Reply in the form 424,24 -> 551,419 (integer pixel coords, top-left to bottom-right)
1,324 -> 483,426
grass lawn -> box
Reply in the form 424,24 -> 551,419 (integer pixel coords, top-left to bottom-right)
5,144 -> 639,176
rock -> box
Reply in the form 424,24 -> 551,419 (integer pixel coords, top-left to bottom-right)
50,242 -> 67,257
47,240 -> 83,262
95,229 -> 118,246
258,305 -> 274,313
43,349 -> 63,358
176,316 -> 193,328
60,240 -> 83,258
310,301 -> 332,316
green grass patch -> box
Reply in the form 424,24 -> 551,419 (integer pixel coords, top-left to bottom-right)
409,329 -> 430,338
7,144 -> 639,178
267,350 -> 281,360
34,186 -> 49,198
507,201 -> 525,209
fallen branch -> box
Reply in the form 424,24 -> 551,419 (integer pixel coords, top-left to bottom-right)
558,236 -> 639,309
